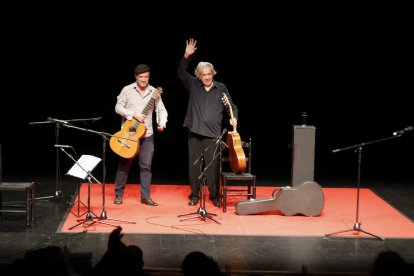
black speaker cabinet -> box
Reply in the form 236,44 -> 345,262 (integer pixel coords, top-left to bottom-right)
291,125 -> 315,187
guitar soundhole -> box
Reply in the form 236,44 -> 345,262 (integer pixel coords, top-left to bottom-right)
128,127 -> 136,133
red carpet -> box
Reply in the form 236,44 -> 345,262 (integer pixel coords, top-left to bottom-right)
58,183 -> 414,238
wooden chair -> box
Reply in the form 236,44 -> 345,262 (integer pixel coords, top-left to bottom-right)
0,144 -> 36,226
219,138 -> 256,212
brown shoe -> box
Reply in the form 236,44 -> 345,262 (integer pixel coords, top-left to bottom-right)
141,198 -> 158,206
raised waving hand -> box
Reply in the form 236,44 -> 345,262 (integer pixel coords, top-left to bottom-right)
184,38 -> 197,58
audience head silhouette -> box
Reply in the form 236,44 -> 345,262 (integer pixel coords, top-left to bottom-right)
92,226 -> 145,276
7,245 -> 77,276
370,250 -> 413,276
182,251 -> 223,276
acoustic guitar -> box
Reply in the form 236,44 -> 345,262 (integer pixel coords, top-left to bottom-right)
235,181 -> 325,217
109,87 -> 163,159
221,93 -> 247,173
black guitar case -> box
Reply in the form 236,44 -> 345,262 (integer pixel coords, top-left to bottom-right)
235,181 -> 324,217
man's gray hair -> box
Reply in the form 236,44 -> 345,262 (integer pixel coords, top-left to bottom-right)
194,62 -> 217,78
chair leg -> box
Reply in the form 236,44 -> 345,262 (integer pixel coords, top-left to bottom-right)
26,187 -> 30,227
0,191 -> 2,222
30,184 -> 35,224
252,177 -> 257,199
247,183 -> 252,199
223,180 -> 227,212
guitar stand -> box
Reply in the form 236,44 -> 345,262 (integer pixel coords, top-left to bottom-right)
325,134 -> 401,241
178,137 -> 227,225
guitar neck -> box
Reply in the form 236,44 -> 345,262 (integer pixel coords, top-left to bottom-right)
227,98 -> 237,133
140,87 -> 163,117
141,98 -> 155,116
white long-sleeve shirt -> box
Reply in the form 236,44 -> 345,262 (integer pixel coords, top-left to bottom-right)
115,83 -> 168,137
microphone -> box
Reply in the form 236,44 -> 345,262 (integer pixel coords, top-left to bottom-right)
47,117 -> 69,124
393,126 -> 414,136
216,128 -> 228,142
54,144 -> 72,148
216,129 -> 228,147
193,129 -> 228,166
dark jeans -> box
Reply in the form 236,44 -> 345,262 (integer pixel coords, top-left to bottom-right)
188,132 -> 220,200
114,135 -> 154,199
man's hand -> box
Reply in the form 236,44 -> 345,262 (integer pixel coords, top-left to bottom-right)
108,226 -> 124,252
230,118 -> 237,127
134,113 -> 146,122
184,38 -> 197,58
157,125 -> 165,132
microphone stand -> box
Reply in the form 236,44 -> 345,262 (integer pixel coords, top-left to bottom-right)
28,117 -> 101,202
325,133 -> 402,240
59,123 -> 136,225
178,133 -> 227,224
99,135 -> 108,220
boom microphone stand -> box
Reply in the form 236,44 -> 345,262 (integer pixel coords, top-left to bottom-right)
59,123 -> 136,225
324,129 -> 410,240
93,134 -> 135,224
178,130 -> 228,224
98,135 -> 109,220
28,117 -> 102,201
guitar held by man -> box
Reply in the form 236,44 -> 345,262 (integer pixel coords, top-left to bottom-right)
109,87 -> 163,159
222,93 -> 247,173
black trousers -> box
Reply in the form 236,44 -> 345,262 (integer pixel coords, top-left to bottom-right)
188,132 -> 220,200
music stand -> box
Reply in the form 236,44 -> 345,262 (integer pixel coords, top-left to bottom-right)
28,117 -> 102,201
71,177 -> 88,218
58,123 -> 136,226
324,134 -> 402,240
62,152 -> 121,230
178,136 -> 227,225
63,146 -> 88,218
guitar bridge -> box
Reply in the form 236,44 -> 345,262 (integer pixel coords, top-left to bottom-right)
118,139 -> 131,148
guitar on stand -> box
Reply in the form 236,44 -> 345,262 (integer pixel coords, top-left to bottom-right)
109,87 -> 163,158
221,93 -> 247,173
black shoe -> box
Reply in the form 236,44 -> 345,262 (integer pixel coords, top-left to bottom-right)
213,198 -> 220,207
141,198 -> 158,206
188,198 -> 199,206
114,196 -> 122,204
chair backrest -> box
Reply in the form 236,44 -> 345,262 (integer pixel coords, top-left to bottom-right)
220,138 -> 252,174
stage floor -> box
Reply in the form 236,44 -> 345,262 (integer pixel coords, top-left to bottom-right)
1,174 -> 414,274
